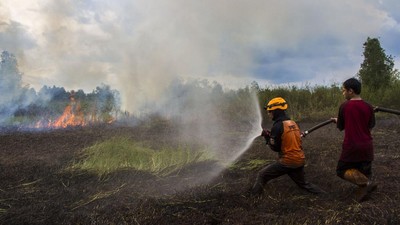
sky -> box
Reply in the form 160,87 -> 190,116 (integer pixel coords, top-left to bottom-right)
0,0 -> 399,113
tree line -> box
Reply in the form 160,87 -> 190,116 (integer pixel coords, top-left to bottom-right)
255,37 -> 399,121
0,37 -> 398,126
0,51 -> 120,126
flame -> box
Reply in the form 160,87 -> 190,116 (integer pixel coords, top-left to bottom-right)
51,91 -> 86,128
50,91 -> 86,128
31,90 -> 116,129
52,103 -> 86,128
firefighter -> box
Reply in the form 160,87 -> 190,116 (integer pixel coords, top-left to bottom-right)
250,97 -> 325,196
332,78 -> 377,202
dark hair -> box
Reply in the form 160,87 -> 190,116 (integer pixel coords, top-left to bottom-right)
343,78 -> 361,94
271,109 -> 286,121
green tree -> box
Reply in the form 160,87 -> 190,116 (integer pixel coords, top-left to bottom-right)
88,84 -> 120,122
357,37 -> 396,91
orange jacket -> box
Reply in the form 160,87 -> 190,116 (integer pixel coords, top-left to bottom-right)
279,120 -> 305,167
269,113 -> 305,168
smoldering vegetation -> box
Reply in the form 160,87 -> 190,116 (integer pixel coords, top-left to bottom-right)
0,117 -> 399,225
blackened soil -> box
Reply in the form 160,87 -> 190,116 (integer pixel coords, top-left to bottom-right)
0,120 -> 399,225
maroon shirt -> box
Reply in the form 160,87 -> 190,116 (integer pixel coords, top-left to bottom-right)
337,100 -> 375,162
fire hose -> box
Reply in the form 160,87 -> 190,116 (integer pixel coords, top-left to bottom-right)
260,118 -> 336,142
374,106 -> 400,115
301,118 -> 335,137
261,106 -> 399,140
301,106 -> 400,137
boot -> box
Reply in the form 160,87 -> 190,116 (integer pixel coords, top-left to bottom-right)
356,181 -> 378,202
249,182 -> 264,196
306,183 -> 327,194
367,182 -> 378,193
354,186 -> 368,202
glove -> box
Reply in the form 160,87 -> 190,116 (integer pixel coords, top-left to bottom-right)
261,129 -> 271,145
261,129 -> 270,137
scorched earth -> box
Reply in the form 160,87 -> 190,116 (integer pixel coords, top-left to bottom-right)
0,119 -> 399,225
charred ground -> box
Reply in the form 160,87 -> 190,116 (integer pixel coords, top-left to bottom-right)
0,119 -> 399,225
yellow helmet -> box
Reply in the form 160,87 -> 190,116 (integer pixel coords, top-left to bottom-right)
265,97 -> 288,111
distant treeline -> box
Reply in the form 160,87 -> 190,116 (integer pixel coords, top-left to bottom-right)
0,51 -> 120,125
1,37 -> 399,126
13,84 -> 120,124
254,80 -> 400,122
256,37 -> 400,122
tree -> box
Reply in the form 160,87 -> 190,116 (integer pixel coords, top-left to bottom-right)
0,51 -> 23,102
357,37 -> 396,91
88,84 -> 120,122
0,51 -> 24,121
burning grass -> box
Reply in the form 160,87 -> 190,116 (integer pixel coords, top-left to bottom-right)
69,137 -> 215,177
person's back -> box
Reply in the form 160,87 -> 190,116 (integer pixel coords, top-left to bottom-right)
280,120 -> 305,167
337,99 -> 374,162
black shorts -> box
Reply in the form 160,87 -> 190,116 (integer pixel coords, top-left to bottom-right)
336,161 -> 372,178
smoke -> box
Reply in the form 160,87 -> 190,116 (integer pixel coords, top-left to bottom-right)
1,0 -> 393,115
2,1 -> 394,163
1,1 -> 252,113
156,78 -> 262,165
1,0 -> 384,144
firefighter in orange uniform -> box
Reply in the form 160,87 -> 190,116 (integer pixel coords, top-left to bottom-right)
250,97 -> 325,195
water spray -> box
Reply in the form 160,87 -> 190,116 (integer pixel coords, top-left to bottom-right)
241,93 -> 263,149
226,91 -> 263,163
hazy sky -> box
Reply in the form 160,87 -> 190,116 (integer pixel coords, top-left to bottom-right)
1,0 -> 399,112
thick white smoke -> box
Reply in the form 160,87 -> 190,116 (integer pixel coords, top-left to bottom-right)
1,0 -> 394,115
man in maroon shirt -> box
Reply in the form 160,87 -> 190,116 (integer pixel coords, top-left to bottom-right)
333,78 -> 377,202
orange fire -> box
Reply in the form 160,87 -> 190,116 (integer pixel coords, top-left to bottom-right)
51,91 -> 86,128
52,105 -> 85,128
32,90 -> 116,129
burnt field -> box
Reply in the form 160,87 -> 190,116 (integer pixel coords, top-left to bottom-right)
0,119 -> 399,225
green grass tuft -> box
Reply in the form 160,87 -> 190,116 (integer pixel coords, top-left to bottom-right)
70,137 -> 213,177
229,159 -> 272,171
